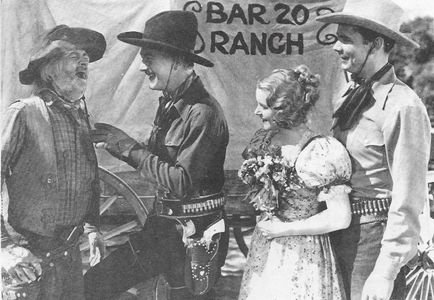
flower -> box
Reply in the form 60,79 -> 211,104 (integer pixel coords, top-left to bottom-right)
238,145 -> 303,214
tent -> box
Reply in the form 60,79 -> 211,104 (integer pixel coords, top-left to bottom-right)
2,0 -> 347,171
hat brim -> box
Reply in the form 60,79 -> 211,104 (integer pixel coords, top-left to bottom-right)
19,27 -> 107,85
316,13 -> 419,49
117,31 -> 214,67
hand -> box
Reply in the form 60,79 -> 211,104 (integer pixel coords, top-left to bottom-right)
90,123 -> 137,160
361,274 -> 394,300
88,231 -> 105,267
1,245 -> 42,284
257,216 -> 290,240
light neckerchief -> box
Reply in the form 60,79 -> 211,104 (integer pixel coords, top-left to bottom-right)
333,62 -> 392,131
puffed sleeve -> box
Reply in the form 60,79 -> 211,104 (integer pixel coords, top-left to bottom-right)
295,136 -> 352,194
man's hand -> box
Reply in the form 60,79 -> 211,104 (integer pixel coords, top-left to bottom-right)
90,123 -> 137,160
1,245 -> 42,284
361,274 -> 394,300
88,231 -> 105,267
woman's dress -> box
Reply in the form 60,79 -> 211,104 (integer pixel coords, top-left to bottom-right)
238,129 -> 352,300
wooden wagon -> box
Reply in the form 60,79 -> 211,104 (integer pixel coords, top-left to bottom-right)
80,167 -> 434,300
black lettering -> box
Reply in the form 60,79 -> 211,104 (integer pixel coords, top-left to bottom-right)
229,32 -> 250,55
211,31 -> 229,54
292,5 -> 309,25
268,33 -> 285,54
227,4 -> 248,24
251,32 -> 267,55
275,4 -> 294,25
248,4 -> 269,25
206,2 -> 227,23
286,33 -> 304,55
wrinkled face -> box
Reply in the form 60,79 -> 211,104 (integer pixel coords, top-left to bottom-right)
333,24 -> 372,74
255,88 -> 277,130
49,48 -> 89,100
140,48 -> 175,91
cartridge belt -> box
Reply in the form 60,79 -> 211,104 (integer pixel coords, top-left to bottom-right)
155,192 -> 225,219
350,196 -> 391,225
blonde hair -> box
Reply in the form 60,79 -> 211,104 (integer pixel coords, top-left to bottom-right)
257,65 -> 320,129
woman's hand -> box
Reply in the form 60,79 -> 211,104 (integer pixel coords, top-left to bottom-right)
257,216 -> 291,239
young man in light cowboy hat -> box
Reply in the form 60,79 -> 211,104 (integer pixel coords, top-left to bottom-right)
1,25 -> 106,299
85,10 -> 229,300
316,0 -> 431,299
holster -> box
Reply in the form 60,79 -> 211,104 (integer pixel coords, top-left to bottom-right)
183,219 -> 224,295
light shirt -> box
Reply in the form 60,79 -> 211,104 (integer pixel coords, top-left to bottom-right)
333,67 -> 431,279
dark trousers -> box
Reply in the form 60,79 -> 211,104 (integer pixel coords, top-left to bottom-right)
84,215 -> 228,300
330,221 -> 407,300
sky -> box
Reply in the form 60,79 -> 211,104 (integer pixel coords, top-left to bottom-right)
393,0 -> 434,19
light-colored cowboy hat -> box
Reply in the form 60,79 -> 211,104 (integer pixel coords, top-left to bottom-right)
19,25 -> 106,85
316,0 -> 419,48
117,10 -> 213,67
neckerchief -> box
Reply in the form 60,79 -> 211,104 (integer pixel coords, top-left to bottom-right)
333,63 -> 392,131
149,72 -> 197,154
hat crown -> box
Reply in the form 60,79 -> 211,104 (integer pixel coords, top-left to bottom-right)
143,11 -> 197,53
341,0 -> 404,33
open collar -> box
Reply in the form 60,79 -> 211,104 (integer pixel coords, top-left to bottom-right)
173,76 -> 209,120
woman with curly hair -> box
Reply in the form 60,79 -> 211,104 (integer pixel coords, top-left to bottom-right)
238,65 -> 352,300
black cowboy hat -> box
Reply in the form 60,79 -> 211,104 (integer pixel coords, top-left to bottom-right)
117,10 -> 213,67
19,25 -> 106,85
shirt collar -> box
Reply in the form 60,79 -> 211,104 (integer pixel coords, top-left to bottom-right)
371,66 -> 397,109
37,88 -> 85,110
173,75 -> 209,120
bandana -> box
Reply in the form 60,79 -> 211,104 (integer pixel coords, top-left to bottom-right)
333,63 -> 392,131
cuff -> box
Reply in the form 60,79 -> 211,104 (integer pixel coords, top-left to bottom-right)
371,252 -> 404,280
126,143 -> 152,169
83,223 -> 99,235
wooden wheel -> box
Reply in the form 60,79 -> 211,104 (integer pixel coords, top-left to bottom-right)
80,167 -> 150,254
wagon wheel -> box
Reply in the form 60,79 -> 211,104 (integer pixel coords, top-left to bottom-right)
404,171 -> 434,300
80,167 -> 149,255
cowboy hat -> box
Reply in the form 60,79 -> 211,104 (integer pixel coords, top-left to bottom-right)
117,10 -> 213,67
19,25 -> 106,85
316,0 -> 419,48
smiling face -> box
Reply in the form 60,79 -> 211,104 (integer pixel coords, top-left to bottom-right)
255,88 -> 278,130
139,48 -> 177,91
43,46 -> 90,100
333,24 -> 373,75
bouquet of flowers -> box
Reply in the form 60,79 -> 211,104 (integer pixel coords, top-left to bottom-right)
238,144 -> 302,215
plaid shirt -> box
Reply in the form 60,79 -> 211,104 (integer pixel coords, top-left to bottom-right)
1,90 -> 98,244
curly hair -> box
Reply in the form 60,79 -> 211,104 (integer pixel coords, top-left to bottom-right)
256,65 -> 320,129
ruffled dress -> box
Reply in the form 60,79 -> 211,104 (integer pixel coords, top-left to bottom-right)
238,129 -> 352,300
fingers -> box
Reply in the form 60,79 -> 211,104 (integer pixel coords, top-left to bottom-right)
30,261 -> 42,277
10,265 -> 35,283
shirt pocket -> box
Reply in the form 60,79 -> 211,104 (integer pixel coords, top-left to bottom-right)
164,119 -> 185,159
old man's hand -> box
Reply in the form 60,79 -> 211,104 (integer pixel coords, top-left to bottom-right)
1,245 -> 42,284
91,123 -> 138,161
88,231 -> 105,267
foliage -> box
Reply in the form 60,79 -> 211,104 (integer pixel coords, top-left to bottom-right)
390,17 -> 434,123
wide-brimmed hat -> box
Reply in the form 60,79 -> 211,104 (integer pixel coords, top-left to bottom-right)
316,0 -> 419,48
19,25 -> 106,85
117,10 -> 213,67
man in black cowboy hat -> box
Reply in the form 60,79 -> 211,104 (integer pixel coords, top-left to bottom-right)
317,0 -> 431,299
85,10 -> 229,300
1,25 -> 106,299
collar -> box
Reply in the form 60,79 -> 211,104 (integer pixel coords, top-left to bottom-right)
173,76 -> 209,120
37,88 -> 85,110
371,66 -> 397,110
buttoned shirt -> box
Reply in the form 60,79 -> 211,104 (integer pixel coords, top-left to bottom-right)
130,76 -> 229,200
333,67 -> 431,279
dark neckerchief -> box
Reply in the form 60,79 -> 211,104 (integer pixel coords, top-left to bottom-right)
333,63 -> 392,131
149,72 -> 197,155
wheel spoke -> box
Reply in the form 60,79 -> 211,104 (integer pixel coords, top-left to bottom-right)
100,195 -> 118,215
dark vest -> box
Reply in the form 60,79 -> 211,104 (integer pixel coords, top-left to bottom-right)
5,96 -> 96,237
